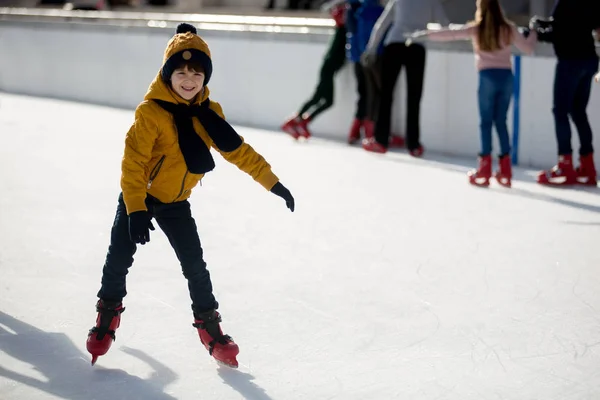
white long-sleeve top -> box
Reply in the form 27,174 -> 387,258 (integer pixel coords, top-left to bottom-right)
365,0 -> 449,53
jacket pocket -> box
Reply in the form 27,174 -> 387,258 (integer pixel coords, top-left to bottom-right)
174,170 -> 189,201
147,155 -> 166,189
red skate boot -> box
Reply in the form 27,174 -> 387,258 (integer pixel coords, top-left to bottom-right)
295,116 -> 312,139
388,135 -> 405,148
537,155 -> 577,185
362,120 -> 375,140
281,115 -> 301,139
86,299 -> 125,365
193,309 -> 239,368
362,137 -> 387,153
494,155 -> 512,187
347,118 -> 362,144
468,155 -> 492,187
409,145 -> 424,158
576,153 -> 597,186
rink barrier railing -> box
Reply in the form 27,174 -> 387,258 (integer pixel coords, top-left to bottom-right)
1,8 -> 599,170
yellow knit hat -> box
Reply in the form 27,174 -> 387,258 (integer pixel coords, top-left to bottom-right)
160,23 -> 213,85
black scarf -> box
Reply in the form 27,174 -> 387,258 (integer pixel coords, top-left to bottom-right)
153,98 -> 243,174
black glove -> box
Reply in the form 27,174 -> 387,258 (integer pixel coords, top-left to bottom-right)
270,182 -> 295,212
530,16 -> 554,43
129,211 -> 155,245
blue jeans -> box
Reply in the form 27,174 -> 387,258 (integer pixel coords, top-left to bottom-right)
552,58 -> 599,156
478,69 -> 514,156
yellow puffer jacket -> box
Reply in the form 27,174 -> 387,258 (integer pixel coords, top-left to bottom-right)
121,33 -> 279,214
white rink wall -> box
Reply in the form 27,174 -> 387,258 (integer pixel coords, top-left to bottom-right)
0,13 -> 599,169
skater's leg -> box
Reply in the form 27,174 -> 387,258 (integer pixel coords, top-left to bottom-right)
570,59 -> 598,156
364,54 -> 383,122
404,43 -> 426,150
97,192 -> 140,302
298,24 -> 345,119
478,71 -> 495,157
305,78 -> 334,120
492,69 -> 514,156
153,200 -> 217,313
552,60 -> 579,156
374,43 -> 405,147
89,191 -> 140,364
297,89 -> 324,117
353,62 -> 368,120
154,200 -> 238,366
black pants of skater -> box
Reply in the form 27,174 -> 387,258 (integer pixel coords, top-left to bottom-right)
355,60 -> 383,121
97,193 -> 217,313
297,25 -> 347,121
363,55 -> 383,122
354,62 -> 368,120
552,57 -> 599,156
374,42 -> 426,150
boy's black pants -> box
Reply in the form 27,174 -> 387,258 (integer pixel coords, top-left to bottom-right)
375,42 -> 426,150
97,193 -> 217,313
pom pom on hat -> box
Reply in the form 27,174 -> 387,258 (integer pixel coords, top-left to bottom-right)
176,23 -> 197,35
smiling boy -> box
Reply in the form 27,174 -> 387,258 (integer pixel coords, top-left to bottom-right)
86,23 -> 295,368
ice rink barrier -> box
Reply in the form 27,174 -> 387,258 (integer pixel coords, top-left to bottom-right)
1,7 -> 599,169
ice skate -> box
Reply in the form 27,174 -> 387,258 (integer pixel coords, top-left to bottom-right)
468,155 -> 492,187
280,116 -> 300,139
347,118 -> 362,144
86,299 -> 125,365
362,120 -> 375,140
193,309 -> 239,368
537,155 -> 577,185
409,145 -> 424,158
494,154 -> 512,187
295,116 -> 312,139
388,135 -> 405,148
362,137 -> 387,153
576,153 -> 597,186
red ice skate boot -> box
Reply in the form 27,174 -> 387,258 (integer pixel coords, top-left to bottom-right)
281,115 -> 300,139
537,154 -> 577,185
362,137 -> 387,153
362,120 -> 375,140
576,153 -> 597,186
86,299 -> 125,365
409,145 -> 424,158
468,155 -> 492,187
494,154 -> 512,187
388,135 -> 405,148
193,309 -> 239,368
295,116 -> 312,139
347,118 -> 362,144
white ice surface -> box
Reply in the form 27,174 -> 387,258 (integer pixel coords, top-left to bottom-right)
1,93 -> 600,400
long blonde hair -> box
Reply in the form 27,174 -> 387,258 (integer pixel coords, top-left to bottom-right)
473,0 -> 512,52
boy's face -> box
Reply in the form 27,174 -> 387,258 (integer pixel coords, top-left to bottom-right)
170,65 -> 205,100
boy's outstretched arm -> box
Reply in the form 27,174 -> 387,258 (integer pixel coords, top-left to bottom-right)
208,102 -> 295,212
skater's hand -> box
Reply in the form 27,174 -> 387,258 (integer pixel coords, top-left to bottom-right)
129,211 -> 155,245
270,182 -> 295,212
595,71 -> 600,83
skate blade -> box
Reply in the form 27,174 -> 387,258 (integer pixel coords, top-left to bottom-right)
469,179 -> 490,187
91,355 -> 99,366
495,177 -> 512,188
215,358 -> 238,369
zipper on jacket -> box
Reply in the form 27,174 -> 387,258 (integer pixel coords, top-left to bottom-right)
147,155 -> 166,189
174,170 -> 189,201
